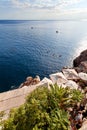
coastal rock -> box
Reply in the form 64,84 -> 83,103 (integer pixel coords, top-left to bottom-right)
34,75 -> 40,83
79,61 -> 87,72
62,69 -> 79,80
75,61 -> 87,73
49,72 -> 67,85
40,77 -> 53,84
78,72 -> 87,81
40,77 -> 53,89
79,120 -> 87,130
73,49 -> 87,67
30,76 -> 40,85
78,73 -> 87,88
65,80 -> 78,89
26,76 -> 33,81
19,76 -> 40,88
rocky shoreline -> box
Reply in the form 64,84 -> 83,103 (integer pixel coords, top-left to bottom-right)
18,49 -> 87,130
19,49 -> 87,89
0,50 -> 87,130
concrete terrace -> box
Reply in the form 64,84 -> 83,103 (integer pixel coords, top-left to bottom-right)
0,77 -> 52,118
0,85 -> 37,118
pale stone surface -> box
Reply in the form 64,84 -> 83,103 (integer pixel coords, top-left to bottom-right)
40,77 -> 53,85
79,120 -> 87,130
39,77 -> 53,89
0,78 -> 53,117
0,85 -> 44,120
36,75 -> 40,82
78,72 -> 87,81
0,86 -> 37,112
62,69 -> 79,80
50,72 -> 67,85
65,80 -> 78,89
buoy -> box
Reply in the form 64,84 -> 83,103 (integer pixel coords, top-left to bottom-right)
56,31 -> 58,33
31,27 -> 33,29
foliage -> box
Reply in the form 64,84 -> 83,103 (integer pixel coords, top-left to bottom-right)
0,111 -> 5,127
0,111 -> 5,120
2,85 -> 83,130
70,89 -> 83,105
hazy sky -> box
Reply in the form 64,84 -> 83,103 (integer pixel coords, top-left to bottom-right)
0,0 -> 87,20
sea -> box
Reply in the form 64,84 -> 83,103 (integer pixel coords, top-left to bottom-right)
0,20 -> 87,92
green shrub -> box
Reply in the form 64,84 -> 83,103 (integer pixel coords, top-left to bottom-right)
2,85 -> 83,130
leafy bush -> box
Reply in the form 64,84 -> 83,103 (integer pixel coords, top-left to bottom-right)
2,85 -> 83,130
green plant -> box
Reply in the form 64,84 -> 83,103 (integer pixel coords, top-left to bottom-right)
2,84 -> 83,130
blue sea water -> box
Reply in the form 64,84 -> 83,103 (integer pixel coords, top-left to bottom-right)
0,20 -> 87,92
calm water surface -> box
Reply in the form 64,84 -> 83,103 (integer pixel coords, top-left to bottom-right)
0,20 -> 87,92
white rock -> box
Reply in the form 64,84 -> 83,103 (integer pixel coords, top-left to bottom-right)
78,72 -> 87,81
62,69 -> 79,80
50,72 -> 67,85
75,113 -> 83,122
85,103 -> 87,110
26,76 -> 33,81
79,120 -> 87,130
39,77 -> 53,89
65,80 -> 78,89
36,75 -> 40,82
40,77 -> 53,84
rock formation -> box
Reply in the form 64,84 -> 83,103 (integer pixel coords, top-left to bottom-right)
73,49 -> 87,67
19,75 -> 40,88
73,49 -> 87,73
75,61 -> 87,73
